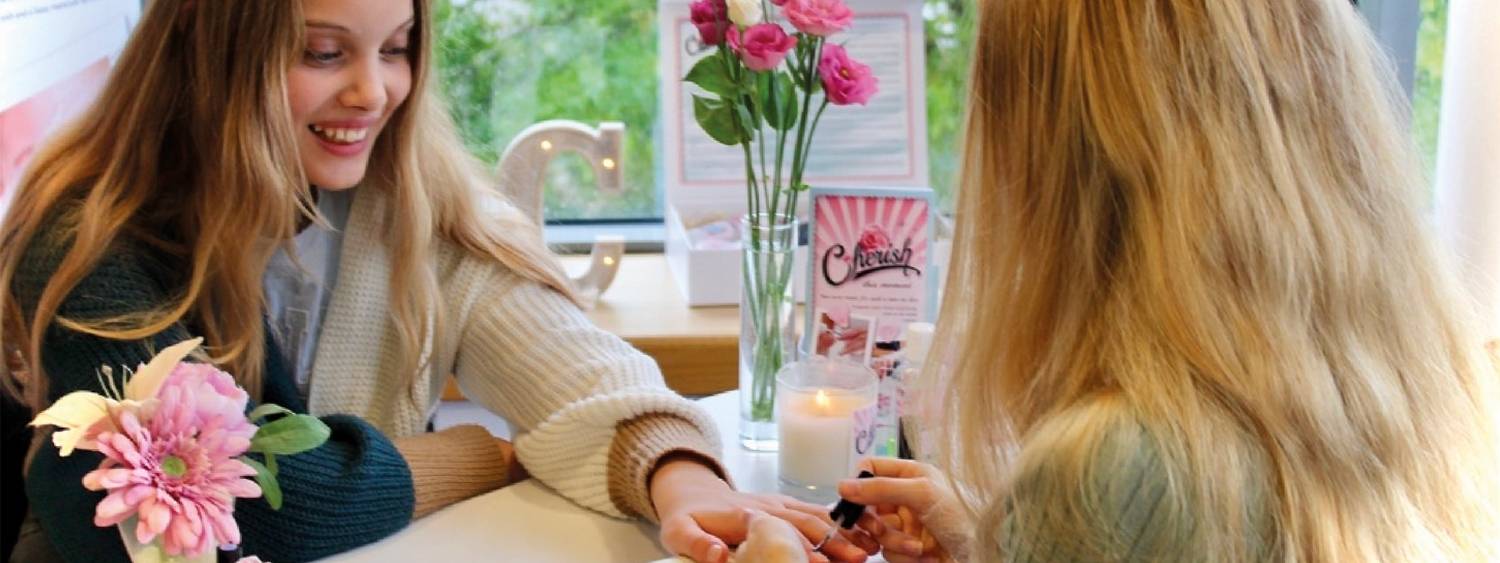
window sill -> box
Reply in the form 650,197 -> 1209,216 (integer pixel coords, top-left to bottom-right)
544,221 -> 665,255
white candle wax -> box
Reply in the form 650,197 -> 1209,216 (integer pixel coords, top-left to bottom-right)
778,388 -> 874,490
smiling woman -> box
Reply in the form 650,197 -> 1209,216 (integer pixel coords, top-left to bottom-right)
289,5 -> 414,189
0,1 -> 871,563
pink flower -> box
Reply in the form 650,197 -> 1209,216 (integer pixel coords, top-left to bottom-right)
728,24 -> 798,72
771,0 -> 787,5
783,0 -> 854,37
80,366 -> 262,558
857,225 -> 892,252
160,363 -> 256,454
818,43 -> 878,106
690,0 -> 730,46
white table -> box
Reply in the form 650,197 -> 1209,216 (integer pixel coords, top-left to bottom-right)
322,392 -> 779,562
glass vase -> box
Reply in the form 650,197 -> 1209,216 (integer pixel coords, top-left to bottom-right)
117,515 -> 217,563
739,213 -> 799,451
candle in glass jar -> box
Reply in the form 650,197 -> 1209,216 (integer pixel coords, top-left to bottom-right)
776,360 -> 878,501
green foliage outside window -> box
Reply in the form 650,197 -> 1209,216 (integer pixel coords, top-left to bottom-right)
431,0 -> 976,220
1412,0 -> 1449,179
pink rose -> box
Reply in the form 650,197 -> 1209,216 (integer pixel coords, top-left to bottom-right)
857,225 -> 892,252
728,24 -> 798,72
818,43 -> 877,106
783,0 -> 854,37
690,0 -> 730,46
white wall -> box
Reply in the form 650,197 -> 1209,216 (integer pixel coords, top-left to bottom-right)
1433,0 -> 1500,341
0,0 -> 141,223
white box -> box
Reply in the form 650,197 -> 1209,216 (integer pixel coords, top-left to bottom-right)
665,201 -> 742,306
665,201 -> 811,306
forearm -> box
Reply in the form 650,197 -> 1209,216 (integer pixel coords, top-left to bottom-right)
393,424 -> 519,519
609,413 -> 731,521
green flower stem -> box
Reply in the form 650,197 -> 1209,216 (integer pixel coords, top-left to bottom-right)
744,236 -> 795,422
787,98 -> 830,222
788,38 -> 824,202
742,142 -> 762,250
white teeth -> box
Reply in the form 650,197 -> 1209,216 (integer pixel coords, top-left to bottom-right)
310,124 -> 369,144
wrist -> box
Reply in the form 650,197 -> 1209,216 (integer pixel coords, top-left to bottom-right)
649,452 -> 731,514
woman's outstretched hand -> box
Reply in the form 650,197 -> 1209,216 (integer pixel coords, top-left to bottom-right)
650,456 -> 879,563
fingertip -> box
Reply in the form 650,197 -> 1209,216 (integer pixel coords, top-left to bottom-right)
705,542 -> 726,563
836,480 -> 861,499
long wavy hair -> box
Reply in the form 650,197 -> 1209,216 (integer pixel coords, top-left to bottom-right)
0,0 -> 572,410
928,0 -> 1500,560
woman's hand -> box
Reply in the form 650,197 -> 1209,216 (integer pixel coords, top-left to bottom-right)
649,456 -> 878,563
837,458 -> 973,563
735,511 -> 812,563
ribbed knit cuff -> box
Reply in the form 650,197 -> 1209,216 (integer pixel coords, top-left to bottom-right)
393,424 -> 512,519
607,413 -> 729,522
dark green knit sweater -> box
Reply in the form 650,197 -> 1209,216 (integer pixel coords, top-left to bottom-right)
11,222 -> 415,562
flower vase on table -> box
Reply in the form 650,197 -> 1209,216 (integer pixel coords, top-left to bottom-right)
682,0 -> 879,450
738,212 -> 799,450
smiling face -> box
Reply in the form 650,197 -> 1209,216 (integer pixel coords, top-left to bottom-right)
287,0 -> 415,190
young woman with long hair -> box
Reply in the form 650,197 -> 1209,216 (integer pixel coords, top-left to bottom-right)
0,1 -> 878,562
832,0 -> 1500,561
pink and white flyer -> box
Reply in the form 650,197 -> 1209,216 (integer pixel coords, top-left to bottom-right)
805,187 -> 936,455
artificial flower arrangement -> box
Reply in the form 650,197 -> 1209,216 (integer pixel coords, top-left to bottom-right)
29,338 -> 329,563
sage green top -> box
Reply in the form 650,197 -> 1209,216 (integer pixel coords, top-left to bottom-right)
997,400 -> 1268,562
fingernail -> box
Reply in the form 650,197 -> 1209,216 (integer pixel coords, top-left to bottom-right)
838,480 -> 860,497
707,543 -> 724,562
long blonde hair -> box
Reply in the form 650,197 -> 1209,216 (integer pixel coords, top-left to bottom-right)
931,0 -> 1500,560
0,0 -> 571,410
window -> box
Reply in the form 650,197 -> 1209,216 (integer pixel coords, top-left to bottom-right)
1411,0 -> 1449,175
1356,0 -> 1451,182
432,0 -> 661,222
433,1 -> 1447,223
431,0 -> 975,223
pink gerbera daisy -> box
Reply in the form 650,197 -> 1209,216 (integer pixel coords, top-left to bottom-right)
82,364 -> 262,557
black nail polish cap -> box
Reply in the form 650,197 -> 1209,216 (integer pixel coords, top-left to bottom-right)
828,470 -> 875,529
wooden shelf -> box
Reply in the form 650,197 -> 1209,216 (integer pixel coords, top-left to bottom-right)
444,254 -> 739,400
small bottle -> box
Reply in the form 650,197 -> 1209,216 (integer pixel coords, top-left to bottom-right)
870,341 -> 903,457
217,544 -> 244,563
895,322 -> 934,461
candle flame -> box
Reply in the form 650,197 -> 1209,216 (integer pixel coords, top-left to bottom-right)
815,389 -> 830,409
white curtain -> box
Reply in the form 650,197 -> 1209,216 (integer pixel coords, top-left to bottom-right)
1433,0 -> 1500,341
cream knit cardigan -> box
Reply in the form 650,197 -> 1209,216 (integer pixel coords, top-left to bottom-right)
302,188 -> 722,518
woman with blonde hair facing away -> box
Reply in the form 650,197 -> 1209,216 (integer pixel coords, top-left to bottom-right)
0,1 -> 878,562
830,0 -> 1500,561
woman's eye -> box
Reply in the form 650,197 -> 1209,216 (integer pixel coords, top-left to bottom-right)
304,49 -> 342,64
380,46 -> 410,58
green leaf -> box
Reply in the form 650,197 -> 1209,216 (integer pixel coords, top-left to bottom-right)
266,452 -> 278,475
250,414 -> 331,456
247,403 -> 293,423
242,457 -> 283,510
693,95 -> 748,146
735,105 -> 758,140
684,56 -> 738,98
761,72 -> 799,131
